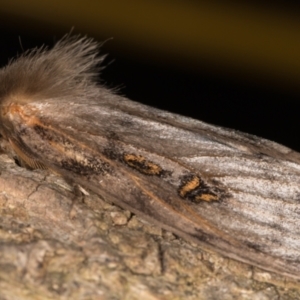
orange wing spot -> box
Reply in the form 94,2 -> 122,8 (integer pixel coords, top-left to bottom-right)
179,175 -> 200,198
123,153 -> 163,175
195,193 -> 219,202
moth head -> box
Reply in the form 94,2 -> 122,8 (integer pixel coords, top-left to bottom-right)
0,35 -> 107,140
0,35 -> 106,107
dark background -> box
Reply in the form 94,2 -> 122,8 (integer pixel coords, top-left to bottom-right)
1,1 -> 300,151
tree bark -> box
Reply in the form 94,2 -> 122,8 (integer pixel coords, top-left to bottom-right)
0,154 -> 299,300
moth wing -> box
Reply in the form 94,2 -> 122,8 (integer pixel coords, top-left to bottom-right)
6,97 -> 300,279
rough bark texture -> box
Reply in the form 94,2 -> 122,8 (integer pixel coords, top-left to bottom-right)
0,153 -> 299,300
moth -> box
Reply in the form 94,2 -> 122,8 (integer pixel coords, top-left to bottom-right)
1,36 -> 300,280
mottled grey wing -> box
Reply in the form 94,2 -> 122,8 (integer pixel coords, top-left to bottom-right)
20,96 -> 300,279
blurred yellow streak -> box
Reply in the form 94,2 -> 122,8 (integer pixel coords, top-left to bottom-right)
2,0 -> 300,88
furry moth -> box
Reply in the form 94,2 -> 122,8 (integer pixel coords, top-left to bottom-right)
1,36 -> 300,279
